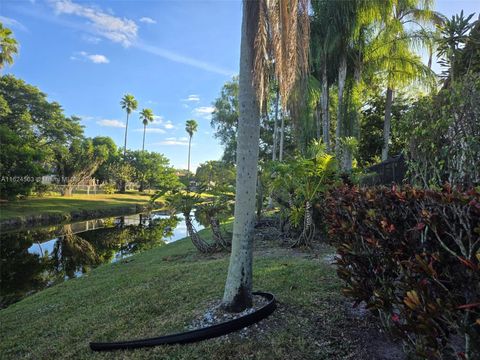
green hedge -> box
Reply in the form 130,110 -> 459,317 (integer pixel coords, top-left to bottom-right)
325,185 -> 480,359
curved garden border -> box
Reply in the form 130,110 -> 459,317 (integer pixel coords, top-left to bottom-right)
90,291 -> 276,352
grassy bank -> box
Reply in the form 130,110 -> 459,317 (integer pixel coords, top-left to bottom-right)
0,225 -> 396,359
0,193 -> 155,221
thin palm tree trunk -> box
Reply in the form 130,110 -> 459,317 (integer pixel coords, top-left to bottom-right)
321,60 -> 330,152
279,110 -> 285,161
382,87 -> 394,161
123,113 -> 129,157
142,123 -> 146,151
272,87 -> 279,161
187,136 -> 192,189
336,53 -> 347,167
342,62 -> 362,172
222,0 -> 260,312
268,87 -> 280,208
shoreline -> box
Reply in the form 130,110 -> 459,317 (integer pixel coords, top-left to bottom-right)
0,203 -> 157,232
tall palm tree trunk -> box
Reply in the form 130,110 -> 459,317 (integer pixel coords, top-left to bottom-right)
342,62 -> 362,172
123,113 -> 129,157
222,0 -> 260,312
279,111 -> 285,161
268,88 -> 280,208
336,53 -> 347,167
187,135 -> 192,188
142,123 -> 146,151
315,100 -> 321,140
382,87 -> 394,161
321,60 -> 330,152
272,87 -> 279,161
121,112 -> 130,193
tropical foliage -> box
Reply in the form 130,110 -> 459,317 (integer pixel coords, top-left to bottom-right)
326,185 -> 480,359
0,23 -> 18,70
120,94 -> 138,157
269,141 -> 338,247
140,108 -> 154,151
0,75 -> 83,198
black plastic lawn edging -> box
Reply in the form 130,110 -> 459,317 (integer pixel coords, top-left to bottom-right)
89,291 -> 276,352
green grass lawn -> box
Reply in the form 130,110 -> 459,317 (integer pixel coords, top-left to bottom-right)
0,225 -> 380,359
0,193 -> 155,221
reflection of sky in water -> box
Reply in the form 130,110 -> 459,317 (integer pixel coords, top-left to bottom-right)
2,211 -> 205,308
157,212 -> 202,244
27,212 -> 203,256
29,238 -> 58,256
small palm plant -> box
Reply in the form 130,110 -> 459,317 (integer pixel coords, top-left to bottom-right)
165,190 -> 214,254
197,194 -> 233,250
269,141 -> 338,247
140,108 -> 154,151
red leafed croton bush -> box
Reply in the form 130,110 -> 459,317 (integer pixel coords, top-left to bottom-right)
325,185 -> 480,359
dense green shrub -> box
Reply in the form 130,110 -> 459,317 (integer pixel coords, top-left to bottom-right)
399,74 -> 480,188
101,183 -> 116,194
325,185 -> 480,359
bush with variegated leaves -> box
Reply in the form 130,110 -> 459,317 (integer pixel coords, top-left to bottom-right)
325,185 -> 480,359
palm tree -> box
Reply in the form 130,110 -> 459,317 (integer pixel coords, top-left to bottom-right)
367,0 -> 439,160
120,94 -> 138,157
222,0 -> 310,312
0,24 -> 18,70
185,119 -> 198,184
312,0 -> 374,167
140,108 -> 154,151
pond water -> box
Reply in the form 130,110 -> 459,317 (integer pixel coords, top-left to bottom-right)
0,211 -> 204,309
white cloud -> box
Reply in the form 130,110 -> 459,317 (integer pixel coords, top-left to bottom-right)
151,115 -> 163,125
183,94 -> 200,102
192,106 -> 215,120
71,51 -> 109,64
88,54 -> 109,63
43,1 -> 235,75
164,121 -> 175,129
0,16 -> 28,32
82,34 -> 101,44
135,41 -> 235,76
97,119 -> 125,128
154,136 -> 190,146
139,17 -> 156,24
134,127 -> 165,134
50,0 -> 138,47
78,114 -> 95,121
152,137 -> 194,146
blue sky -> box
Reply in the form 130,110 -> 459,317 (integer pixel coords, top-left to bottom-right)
1,0 -> 478,170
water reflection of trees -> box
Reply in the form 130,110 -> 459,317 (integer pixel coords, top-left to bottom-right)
0,214 -> 179,308
0,231 -> 49,308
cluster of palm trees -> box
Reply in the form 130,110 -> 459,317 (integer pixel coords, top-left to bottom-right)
222,0 -> 447,312
120,94 -> 154,153
310,0 -> 441,167
120,94 -> 199,179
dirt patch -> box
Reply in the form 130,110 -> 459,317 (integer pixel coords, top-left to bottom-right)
343,302 -> 406,360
